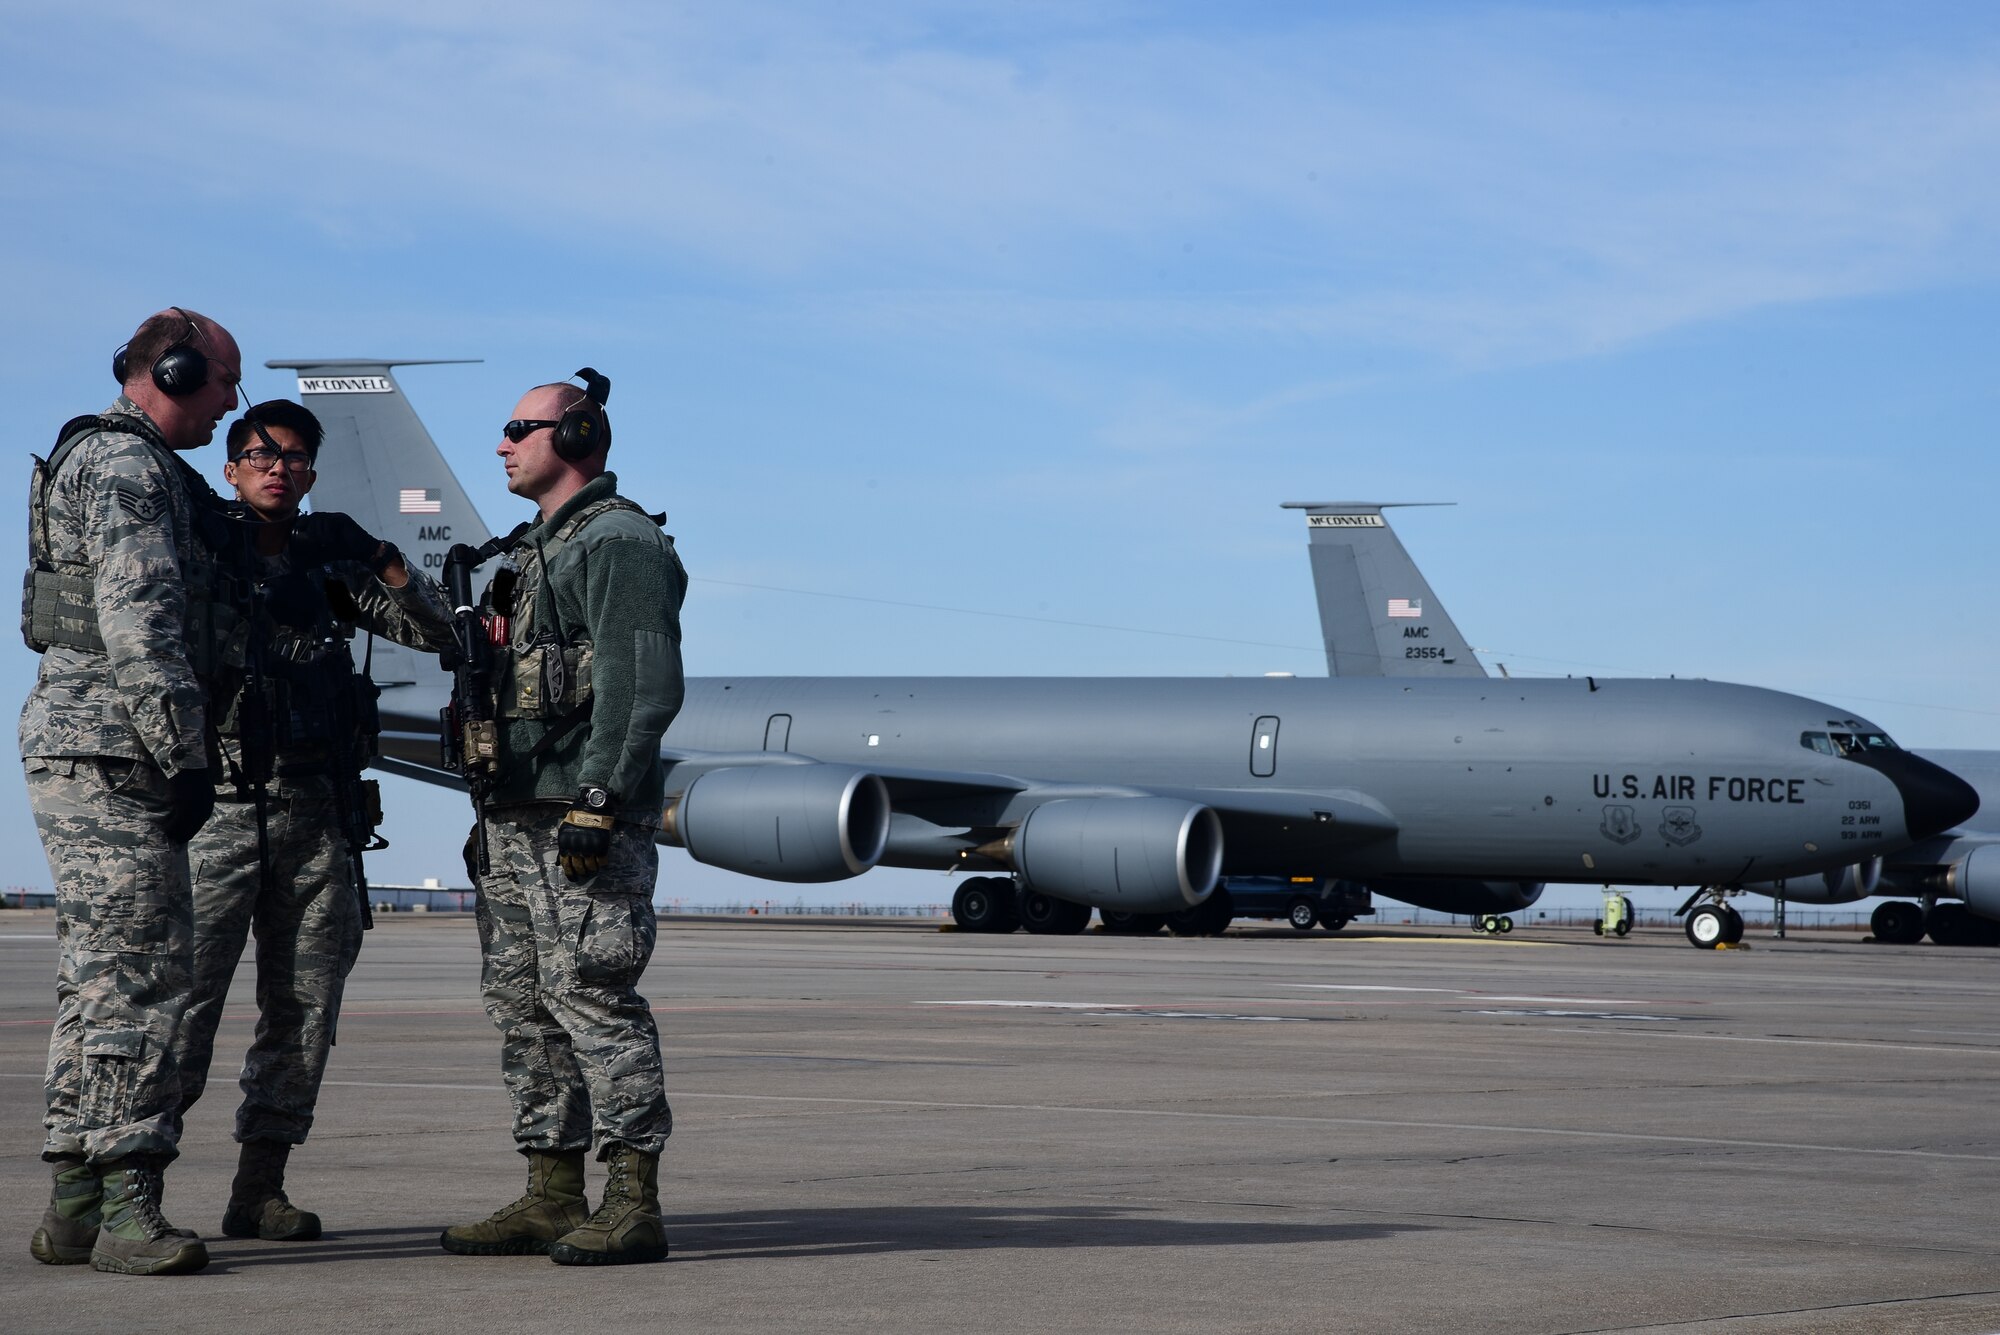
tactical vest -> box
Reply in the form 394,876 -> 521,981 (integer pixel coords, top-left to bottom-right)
22,414 -> 252,680
491,495 -> 660,721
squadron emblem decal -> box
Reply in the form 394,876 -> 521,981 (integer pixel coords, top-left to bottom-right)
1599,805 -> 1640,845
1659,806 -> 1703,846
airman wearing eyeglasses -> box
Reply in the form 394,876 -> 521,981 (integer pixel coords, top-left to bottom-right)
171,399 -> 451,1244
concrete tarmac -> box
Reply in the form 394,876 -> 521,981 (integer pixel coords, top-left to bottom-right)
5,911 -> 2000,1334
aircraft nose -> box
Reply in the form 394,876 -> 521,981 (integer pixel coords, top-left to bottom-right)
1864,752 -> 1981,841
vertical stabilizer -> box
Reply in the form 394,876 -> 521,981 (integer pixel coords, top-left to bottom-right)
267,359 -> 489,687
1281,501 -> 1485,678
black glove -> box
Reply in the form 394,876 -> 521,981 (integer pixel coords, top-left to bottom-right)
462,825 -> 483,884
163,768 -> 216,843
290,511 -> 384,570
558,786 -> 616,881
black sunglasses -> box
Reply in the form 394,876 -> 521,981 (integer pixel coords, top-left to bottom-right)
503,419 -> 562,443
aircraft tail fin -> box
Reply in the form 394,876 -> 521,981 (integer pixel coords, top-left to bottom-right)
268,359 -> 489,688
1281,502 -> 1486,678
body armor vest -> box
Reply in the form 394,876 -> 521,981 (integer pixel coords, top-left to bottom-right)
22,413 -> 252,680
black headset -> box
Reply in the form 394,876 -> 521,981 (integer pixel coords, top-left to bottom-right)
110,308 -> 210,397
551,366 -> 612,461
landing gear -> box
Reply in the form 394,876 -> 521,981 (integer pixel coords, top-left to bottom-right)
1286,898 -> 1319,932
1472,914 -> 1514,934
1684,904 -> 1744,949
1870,900 -> 1927,945
1101,910 -> 1168,935
1168,888 -> 1235,937
1019,890 -> 1091,935
951,877 -> 1020,934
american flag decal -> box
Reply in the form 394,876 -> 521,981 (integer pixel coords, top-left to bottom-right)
1387,598 -> 1423,619
399,488 -> 442,514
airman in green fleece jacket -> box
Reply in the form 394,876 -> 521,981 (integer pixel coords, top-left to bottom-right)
439,373 -> 686,1269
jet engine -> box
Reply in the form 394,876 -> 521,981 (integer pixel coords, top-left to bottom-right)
661,763 -> 891,883
1003,797 -> 1223,914
1947,844 -> 2000,921
1740,857 -> 1884,905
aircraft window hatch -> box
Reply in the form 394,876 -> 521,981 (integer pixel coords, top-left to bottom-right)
1250,716 -> 1279,778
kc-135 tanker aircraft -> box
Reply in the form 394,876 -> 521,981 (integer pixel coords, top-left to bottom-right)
1303,501 -> 2000,946
274,359 -> 1979,941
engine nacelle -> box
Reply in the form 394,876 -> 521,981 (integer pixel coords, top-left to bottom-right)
1741,857 -> 1884,905
663,763 -> 890,883
1010,797 -> 1223,914
1952,844 -> 2000,921
1370,878 -> 1544,915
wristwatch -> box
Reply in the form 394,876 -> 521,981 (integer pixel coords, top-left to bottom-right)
577,784 -> 614,813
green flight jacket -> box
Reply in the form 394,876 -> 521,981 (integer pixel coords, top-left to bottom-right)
484,473 -> 686,824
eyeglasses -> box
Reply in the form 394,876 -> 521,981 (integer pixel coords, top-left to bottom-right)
234,447 -> 314,474
503,419 -> 562,443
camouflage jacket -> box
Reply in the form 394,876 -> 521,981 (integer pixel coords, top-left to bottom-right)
483,473 -> 686,823
215,539 -> 453,780
18,397 -> 223,775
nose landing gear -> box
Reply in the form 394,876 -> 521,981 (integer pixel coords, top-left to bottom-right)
1676,887 -> 1745,949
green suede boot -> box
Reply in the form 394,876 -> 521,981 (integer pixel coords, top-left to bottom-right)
548,1143 -> 668,1266
29,1156 -> 100,1264
90,1159 -> 208,1276
440,1150 -> 589,1256
222,1140 -> 321,1241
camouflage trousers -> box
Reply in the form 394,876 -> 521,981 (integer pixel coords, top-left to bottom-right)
474,804 -> 670,1158
25,755 -> 194,1165
174,775 -> 365,1145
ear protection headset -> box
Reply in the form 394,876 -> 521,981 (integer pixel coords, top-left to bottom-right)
552,366 -> 612,461
110,308 -> 210,397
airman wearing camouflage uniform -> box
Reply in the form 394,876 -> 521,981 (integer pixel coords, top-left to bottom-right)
436,372 -> 686,1267
171,400 -> 454,1244
20,308 -> 247,1276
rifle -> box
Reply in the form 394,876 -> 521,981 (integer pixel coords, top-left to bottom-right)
328,639 -> 384,931
441,541 -> 505,874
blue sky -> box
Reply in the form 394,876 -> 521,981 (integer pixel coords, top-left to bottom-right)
2,2 -> 1996,909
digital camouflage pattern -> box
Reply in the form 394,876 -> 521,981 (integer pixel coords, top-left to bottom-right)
19,397 -> 218,774
28,756 -> 194,1165
175,777 -> 365,1145
177,541 -> 449,1144
475,805 -> 670,1157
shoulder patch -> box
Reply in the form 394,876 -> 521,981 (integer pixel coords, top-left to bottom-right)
111,480 -> 166,525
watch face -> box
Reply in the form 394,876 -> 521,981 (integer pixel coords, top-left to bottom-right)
585,788 -> 608,809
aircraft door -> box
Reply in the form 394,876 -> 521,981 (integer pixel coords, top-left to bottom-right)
1250,716 -> 1279,778
764,714 -> 792,752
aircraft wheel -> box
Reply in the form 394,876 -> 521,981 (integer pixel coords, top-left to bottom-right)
1287,898 -> 1320,932
1497,917 -> 1514,934
1101,910 -> 1165,935
1471,915 -> 1491,935
1319,914 -> 1349,934
1719,907 -> 1744,944
1020,890 -> 1081,935
1870,901 -> 1926,945
952,878 -> 1017,933
1929,903 -> 1972,946
1684,906 -> 1729,949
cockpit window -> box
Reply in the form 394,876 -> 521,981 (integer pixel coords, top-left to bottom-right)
1805,730 -> 1899,757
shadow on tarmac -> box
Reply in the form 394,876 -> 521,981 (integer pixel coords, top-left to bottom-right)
666,1205 -> 1425,1261
198,1208 -> 1427,1270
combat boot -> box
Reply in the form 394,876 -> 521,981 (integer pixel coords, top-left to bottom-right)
29,1156 -> 100,1264
548,1143 -> 668,1266
222,1139 -> 321,1241
90,1158 -> 208,1276
440,1149 -> 588,1255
